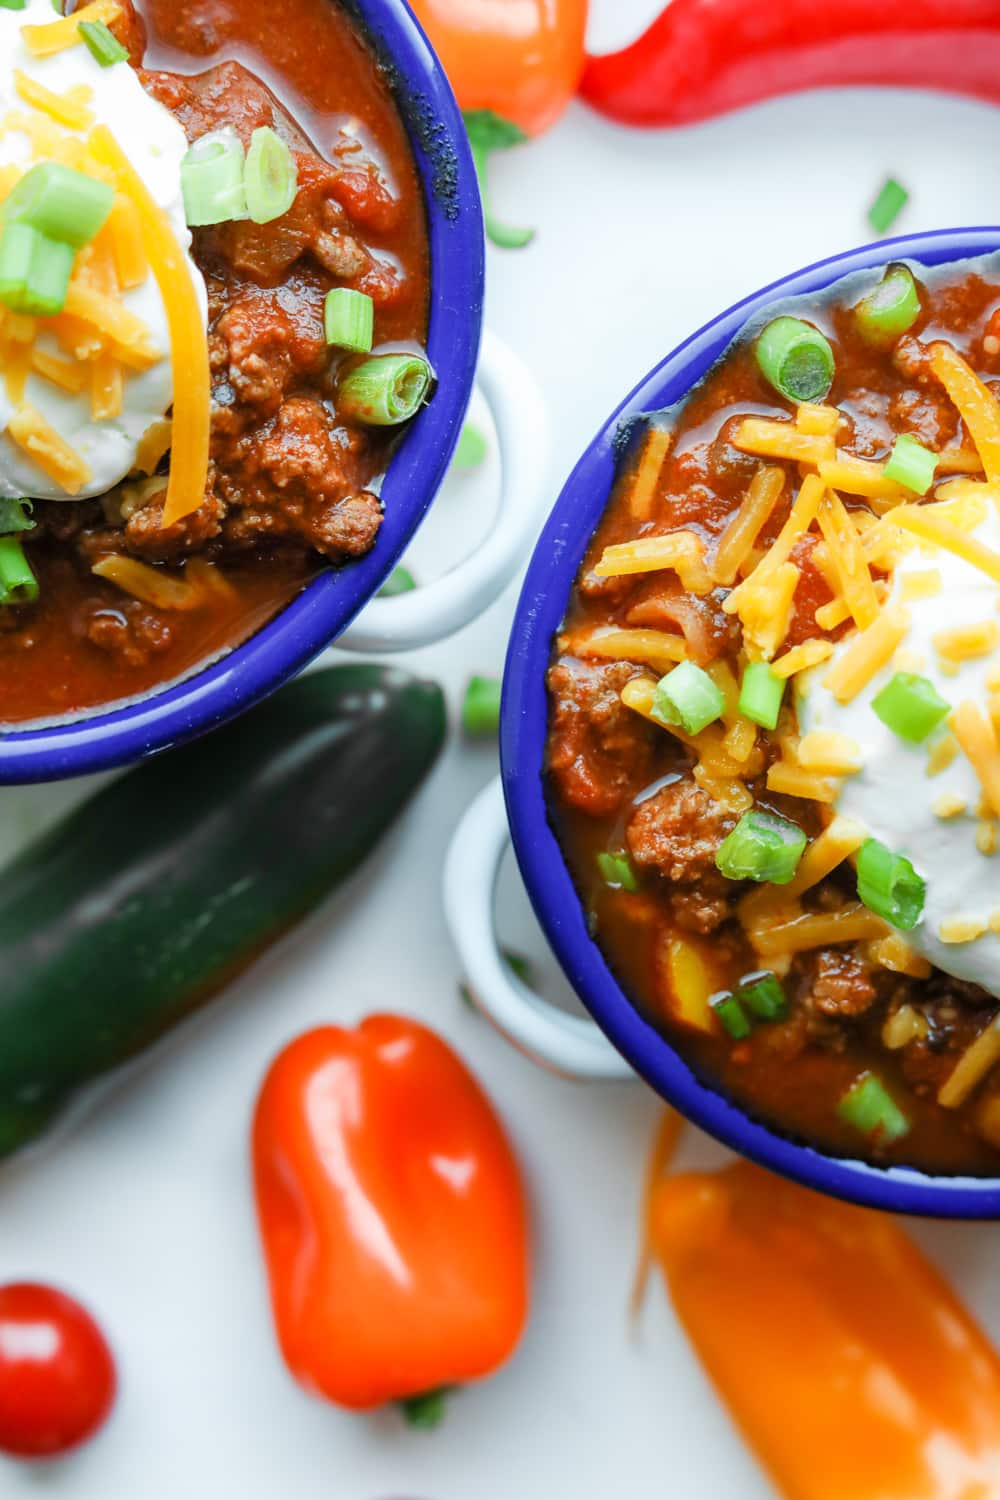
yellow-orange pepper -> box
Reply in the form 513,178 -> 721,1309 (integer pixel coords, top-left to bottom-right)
652,1161 -> 1000,1500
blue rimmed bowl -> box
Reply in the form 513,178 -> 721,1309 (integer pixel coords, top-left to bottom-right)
0,0 -> 485,784
494,227 -> 1000,1218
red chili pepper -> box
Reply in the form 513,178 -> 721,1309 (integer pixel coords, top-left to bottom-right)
0,1284 -> 117,1460
252,1016 -> 529,1422
581,0 -> 1000,129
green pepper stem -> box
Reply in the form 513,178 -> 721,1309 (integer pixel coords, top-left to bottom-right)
400,1386 -> 451,1430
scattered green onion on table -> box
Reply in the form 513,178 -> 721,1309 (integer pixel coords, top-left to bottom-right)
462,674 -> 502,737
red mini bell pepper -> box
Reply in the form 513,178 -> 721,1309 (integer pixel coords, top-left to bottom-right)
582,0 -> 1000,129
252,1015 -> 529,1420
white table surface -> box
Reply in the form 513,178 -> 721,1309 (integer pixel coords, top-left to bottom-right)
4,2 -> 1000,1495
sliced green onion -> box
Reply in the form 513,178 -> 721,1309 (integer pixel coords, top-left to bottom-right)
0,223 -> 74,316
463,109 -> 535,251
883,433 -> 937,495
181,129 -> 247,227
0,498 -> 34,535
338,352 -> 433,426
756,317 -> 835,404
1,162 -> 113,249
872,671 -> 950,744
378,564 -> 416,598
856,838 -> 925,930
854,265 -> 920,343
462,674 -> 502,738
78,18 -> 128,64
0,536 -> 38,606
596,850 -> 640,894
738,971 -> 788,1021
738,660 -> 786,731
244,126 -> 297,225
868,176 -> 909,237
454,422 -> 487,469
323,287 -> 373,353
652,660 -> 726,735
716,809 -> 807,886
712,992 -> 751,1040
838,1072 -> 910,1144
400,1387 -> 450,1430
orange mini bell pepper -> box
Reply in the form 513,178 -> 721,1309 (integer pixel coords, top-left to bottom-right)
252,1015 -> 529,1422
651,1161 -> 1000,1500
408,0 -> 588,248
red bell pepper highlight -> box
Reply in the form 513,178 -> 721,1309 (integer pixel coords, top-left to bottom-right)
252,1015 -> 529,1420
581,0 -> 1000,129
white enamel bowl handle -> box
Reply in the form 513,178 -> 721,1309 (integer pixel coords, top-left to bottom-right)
443,777 -> 634,1080
338,330 -> 547,653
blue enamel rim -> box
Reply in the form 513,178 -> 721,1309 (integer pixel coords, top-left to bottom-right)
0,0 -> 484,784
502,227 -> 1000,1218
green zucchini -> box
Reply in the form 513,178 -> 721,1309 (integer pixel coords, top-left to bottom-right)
0,664 -> 446,1157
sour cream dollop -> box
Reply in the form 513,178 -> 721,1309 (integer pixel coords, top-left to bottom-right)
0,0 -> 206,501
799,504 -> 1000,995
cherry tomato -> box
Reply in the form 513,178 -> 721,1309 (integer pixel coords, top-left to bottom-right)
0,1284 -> 116,1459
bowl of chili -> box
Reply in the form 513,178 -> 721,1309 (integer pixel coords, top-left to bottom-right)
0,0 -> 545,782
447,226 -> 1000,1218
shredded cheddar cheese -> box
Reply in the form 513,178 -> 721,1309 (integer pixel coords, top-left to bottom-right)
765,761 -> 838,803
900,567 -> 942,602
626,427 -> 671,520
710,465 -> 784,585
732,418 -> 834,467
950,701 -> 1000,818
816,454 -> 911,508
13,69 -> 94,130
753,904 -> 889,957
92,555 -> 198,609
796,403 -> 840,437
570,628 -> 687,674
594,530 -> 714,595
933,620 -> 1000,663
815,490 -> 880,629
928,342 -> 1000,486
88,124 -> 209,527
6,403 -> 91,493
823,604 -> 911,704
770,639 -> 835,678
796,730 -> 863,776
20,0 -> 120,56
